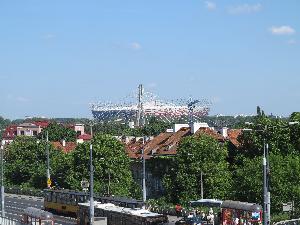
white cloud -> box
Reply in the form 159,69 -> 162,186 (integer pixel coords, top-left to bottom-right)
228,3 -> 262,14
269,26 -> 295,35
129,42 -> 142,50
205,1 -> 216,11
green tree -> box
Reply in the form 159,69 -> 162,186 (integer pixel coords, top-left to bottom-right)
234,153 -> 300,214
0,116 -> 11,138
4,136 -> 63,188
163,134 -> 232,204
66,134 -> 139,197
141,117 -> 171,136
38,122 -> 76,142
290,112 -> 300,122
238,116 -> 295,158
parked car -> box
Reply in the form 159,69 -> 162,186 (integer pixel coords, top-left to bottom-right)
175,216 -> 203,225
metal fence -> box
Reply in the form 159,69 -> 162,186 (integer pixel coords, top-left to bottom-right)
0,217 -> 25,225
274,219 -> 300,225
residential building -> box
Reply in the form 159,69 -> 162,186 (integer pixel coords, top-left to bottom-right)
125,122 -> 241,199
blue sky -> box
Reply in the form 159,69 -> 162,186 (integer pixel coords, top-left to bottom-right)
0,0 -> 299,119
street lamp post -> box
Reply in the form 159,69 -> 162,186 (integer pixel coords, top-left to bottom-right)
243,126 -> 270,225
46,132 -> 51,189
187,153 -> 204,199
200,171 -> 204,199
263,139 -> 269,225
89,119 -> 95,225
89,143 -> 94,225
142,138 -> 147,204
0,145 -> 4,217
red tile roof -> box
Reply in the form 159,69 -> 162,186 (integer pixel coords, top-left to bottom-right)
33,121 -> 50,128
194,127 -> 226,142
125,127 -> 242,159
2,125 -> 17,140
126,138 -> 146,159
77,134 -> 92,140
51,142 -> 77,153
227,129 -> 242,148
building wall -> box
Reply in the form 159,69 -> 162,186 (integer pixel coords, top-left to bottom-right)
17,126 -> 41,136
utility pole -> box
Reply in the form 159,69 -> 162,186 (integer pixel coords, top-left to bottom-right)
142,137 -> 146,204
89,142 -> 94,225
263,139 -> 269,225
1,145 -> 4,217
266,143 -> 271,225
46,132 -> 51,188
136,84 -> 143,127
200,171 -> 204,199
108,169 -> 111,196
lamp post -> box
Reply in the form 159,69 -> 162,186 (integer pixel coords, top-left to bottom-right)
243,125 -> 270,225
99,158 -> 111,196
142,137 -> 147,204
89,142 -> 94,225
263,139 -> 269,225
46,132 -> 51,189
200,171 -> 204,199
188,153 -> 204,199
0,144 -> 4,217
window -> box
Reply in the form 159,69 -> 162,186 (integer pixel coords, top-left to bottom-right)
33,131 -> 38,136
20,131 -> 25,135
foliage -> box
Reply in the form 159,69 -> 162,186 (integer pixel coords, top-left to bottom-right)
90,117 -> 171,137
200,115 -> 255,129
238,115 -> 296,158
234,153 -> 300,214
65,134 -> 139,197
163,134 -> 232,204
4,136 -> 64,188
290,112 -> 300,122
38,122 -> 76,142
0,116 -> 11,138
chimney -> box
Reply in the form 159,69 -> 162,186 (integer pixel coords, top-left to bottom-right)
221,127 -> 228,138
128,121 -> 135,129
173,124 -> 189,132
62,139 -> 66,147
190,122 -> 209,134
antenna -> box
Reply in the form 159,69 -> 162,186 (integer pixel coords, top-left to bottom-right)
188,98 -> 201,125
136,84 -> 144,127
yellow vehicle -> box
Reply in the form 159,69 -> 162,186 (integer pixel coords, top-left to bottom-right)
43,189 -> 89,217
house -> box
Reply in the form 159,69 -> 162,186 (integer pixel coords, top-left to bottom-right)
125,122 -> 241,198
77,134 -> 92,144
1,125 -> 18,145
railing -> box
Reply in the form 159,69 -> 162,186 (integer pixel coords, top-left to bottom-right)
0,217 -> 25,225
274,219 -> 300,225
4,187 -> 43,197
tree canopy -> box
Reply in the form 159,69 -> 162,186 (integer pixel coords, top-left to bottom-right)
0,116 -> 11,138
65,134 -> 140,198
163,134 -> 232,204
38,122 -> 76,142
4,136 -> 63,188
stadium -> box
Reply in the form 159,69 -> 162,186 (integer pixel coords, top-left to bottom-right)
91,85 -> 211,125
